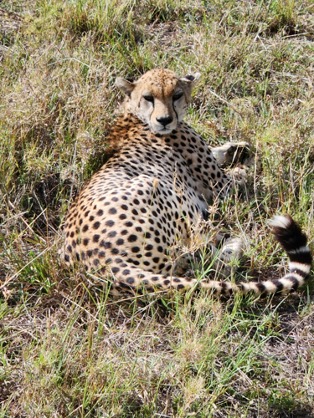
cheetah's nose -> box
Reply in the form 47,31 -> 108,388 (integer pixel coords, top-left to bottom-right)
156,116 -> 173,127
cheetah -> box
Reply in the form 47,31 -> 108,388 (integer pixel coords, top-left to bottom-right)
61,68 -> 312,296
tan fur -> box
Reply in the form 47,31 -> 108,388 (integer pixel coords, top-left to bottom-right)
61,69 -> 312,297
116,69 -> 199,134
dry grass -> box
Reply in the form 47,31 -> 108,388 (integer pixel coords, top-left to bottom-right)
0,0 -> 314,416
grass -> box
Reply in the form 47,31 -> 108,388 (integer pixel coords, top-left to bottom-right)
0,0 -> 314,416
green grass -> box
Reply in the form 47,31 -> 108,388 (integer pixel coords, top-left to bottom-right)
0,0 -> 314,416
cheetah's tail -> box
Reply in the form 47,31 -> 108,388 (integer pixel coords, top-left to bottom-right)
209,214 -> 312,296
111,215 -> 312,297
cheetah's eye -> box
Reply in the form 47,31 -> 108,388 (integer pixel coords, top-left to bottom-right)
143,95 -> 154,103
173,92 -> 183,101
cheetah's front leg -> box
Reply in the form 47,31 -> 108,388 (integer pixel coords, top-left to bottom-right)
211,141 -> 250,167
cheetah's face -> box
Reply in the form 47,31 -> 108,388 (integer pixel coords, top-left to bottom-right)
116,69 -> 200,135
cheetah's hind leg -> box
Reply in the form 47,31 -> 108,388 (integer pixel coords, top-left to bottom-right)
174,234 -> 245,280
212,236 -> 245,278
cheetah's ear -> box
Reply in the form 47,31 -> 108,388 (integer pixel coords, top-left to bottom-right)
115,77 -> 135,97
180,72 -> 201,84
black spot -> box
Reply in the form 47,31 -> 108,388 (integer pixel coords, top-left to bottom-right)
109,207 -> 117,215
128,234 -> 137,243
108,231 -> 117,238
106,220 -> 115,227
116,239 -> 124,246
93,234 -> 100,243
83,238 -> 89,246
123,269 -> 131,275
127,277 -> 135,284
112,267 -> 120,274
82,224 -> 88,232
97,209 -> 104,216
93,221 -> 100,230
131,246 -> 140,253
100,240 -> 111,249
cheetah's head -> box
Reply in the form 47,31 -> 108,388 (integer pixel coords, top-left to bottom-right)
115,68 -> 200,135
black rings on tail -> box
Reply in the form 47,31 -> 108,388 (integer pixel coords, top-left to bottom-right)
198,215 -> 312,296
265,215 -> 312,292
233,215 -> 312,296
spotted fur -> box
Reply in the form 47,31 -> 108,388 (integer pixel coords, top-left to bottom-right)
61,69 -> 312,296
